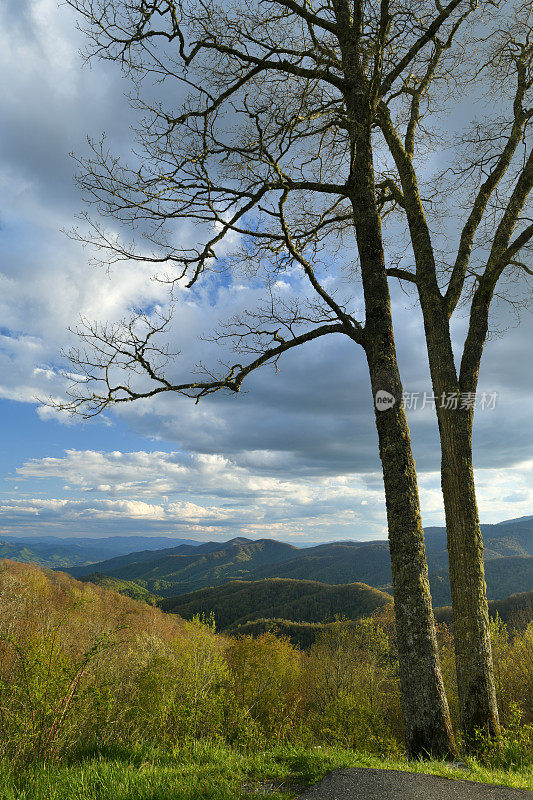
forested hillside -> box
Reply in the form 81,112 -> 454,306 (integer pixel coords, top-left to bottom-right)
159,579 -> 533,648
429,557 -> 533,605
434,590 -> 533,630
70,538 -> 300,595
160,578 -> 393,628
80,573 -> 160,604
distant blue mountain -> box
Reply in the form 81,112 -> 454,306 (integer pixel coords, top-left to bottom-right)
0,535 -> 201,569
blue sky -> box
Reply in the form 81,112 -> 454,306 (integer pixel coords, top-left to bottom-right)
0,0 -> 532,543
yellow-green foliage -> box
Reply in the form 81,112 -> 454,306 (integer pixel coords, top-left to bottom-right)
302,617 -> 402,754
103,616 -> 231,748
0,560 -> 532,768
435,612 -> 533,768
0,560 -> 183,762
436,622 -> 459,725
227,631 -> 301,743
491,616 -> 533,726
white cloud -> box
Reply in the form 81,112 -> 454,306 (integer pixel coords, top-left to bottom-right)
4,448 -> 388,540
0,0 -> 531,545
7,446 -> 532,541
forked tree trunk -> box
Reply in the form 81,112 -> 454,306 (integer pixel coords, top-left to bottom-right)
349,130 -> 456,759
438,405 -> 500,742
377,104 -> 500,745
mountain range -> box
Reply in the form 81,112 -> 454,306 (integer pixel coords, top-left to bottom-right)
0,535 -> 200,569
67,516 -> 533,604
0,517 -> 530,650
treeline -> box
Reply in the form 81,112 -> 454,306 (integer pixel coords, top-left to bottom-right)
232,593 -> 533,650
435,590 -> 533,632
159,579 -> 533,643
231,618 -> 334,649
0,560 -> 531,769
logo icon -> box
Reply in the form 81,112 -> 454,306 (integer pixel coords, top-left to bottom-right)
375,390 -> 396,412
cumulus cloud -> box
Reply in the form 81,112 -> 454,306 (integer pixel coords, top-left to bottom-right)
0,495 -> 240,538
6,447 -> 533,541
5,448 -> 388,540
0,2 -> 531,541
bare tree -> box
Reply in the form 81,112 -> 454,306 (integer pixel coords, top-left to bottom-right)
60,0 -> 532,753
373,3 -> 533,742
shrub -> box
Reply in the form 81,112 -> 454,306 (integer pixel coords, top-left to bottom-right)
227,631 -> 301,743
302,618 -> 402,753
499,622 -> 533,725
0,621 -> 117,763
473,705 -> 533,770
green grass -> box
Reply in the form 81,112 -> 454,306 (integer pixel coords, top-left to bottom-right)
1,742 -> 532,800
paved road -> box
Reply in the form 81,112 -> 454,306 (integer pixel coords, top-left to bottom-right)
297,768 -> 533,800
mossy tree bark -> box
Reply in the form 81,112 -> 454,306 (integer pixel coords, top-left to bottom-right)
348,122 -> 456,759
416,260 -> 500,744
438,407 -> 499,740
378,105 -> 521,744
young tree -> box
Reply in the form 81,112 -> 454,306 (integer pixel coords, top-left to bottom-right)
60,0 -> 530,753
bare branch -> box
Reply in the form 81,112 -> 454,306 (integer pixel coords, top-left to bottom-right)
56,315 -> 348,416
444,40 -> 533,315
460,146 -> 533,393
277,189 -> 364,339
380,0 -> 463,98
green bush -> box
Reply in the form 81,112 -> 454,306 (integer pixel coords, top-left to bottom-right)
0,623 -> 116,763
302,618 -> 402,754
473,705 -> 533,770
227,631 -> 301,743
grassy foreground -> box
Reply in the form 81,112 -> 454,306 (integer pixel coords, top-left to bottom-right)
2,743 -> 532,800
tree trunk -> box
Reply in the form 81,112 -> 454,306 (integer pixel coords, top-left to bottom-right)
415,290 -> 500,745
377,102 -> 500,745
438,405 -> 500,742
349,129 -> 456,759
365,345 -> 457,759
